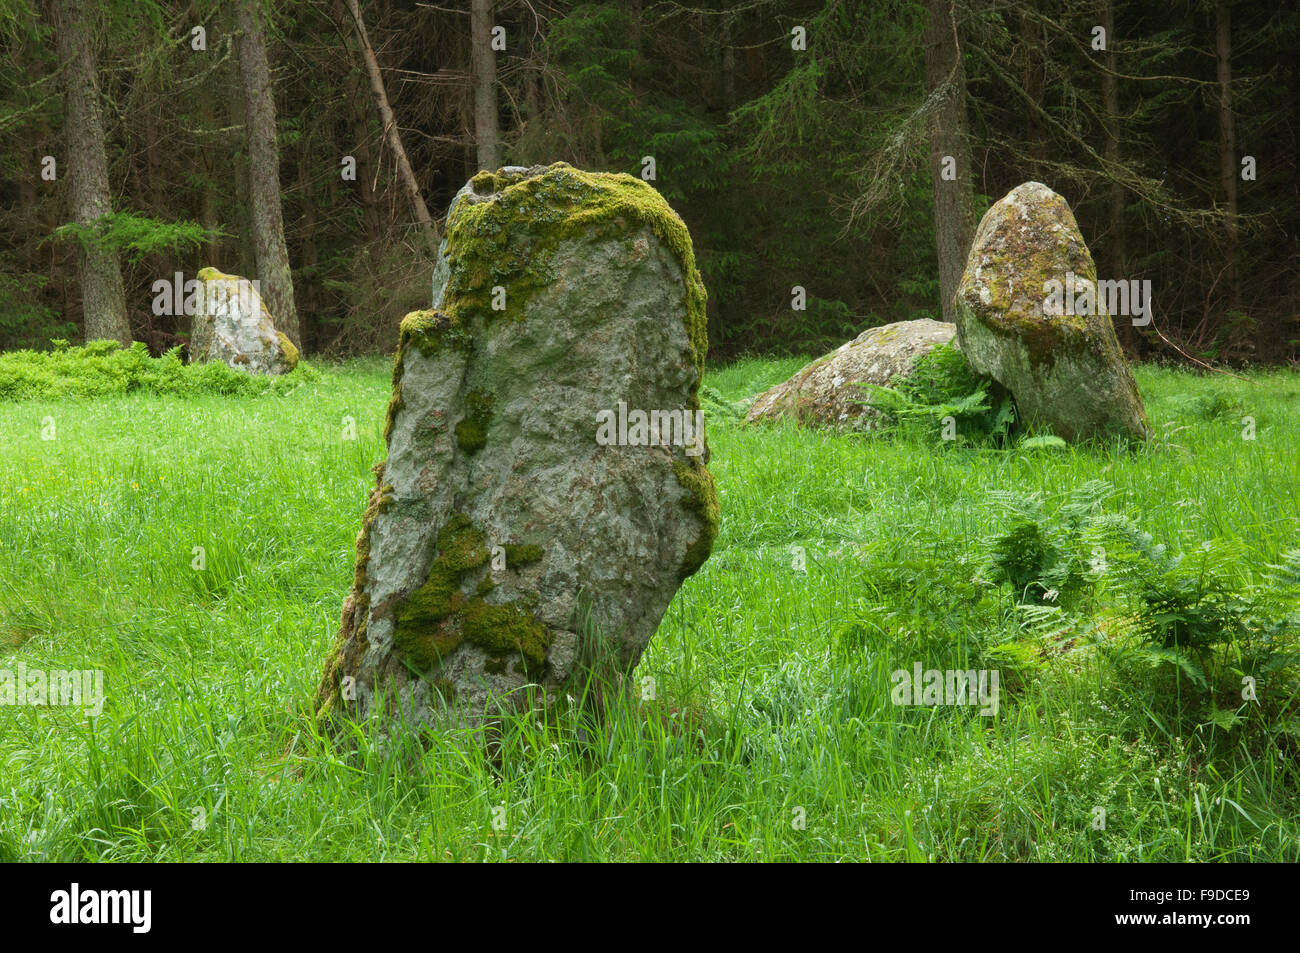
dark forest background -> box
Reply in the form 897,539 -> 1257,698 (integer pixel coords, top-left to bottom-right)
1,0 -> 1297,363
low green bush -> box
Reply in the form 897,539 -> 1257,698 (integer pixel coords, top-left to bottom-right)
0,339 -> 317,401
854,342 -> 1017,445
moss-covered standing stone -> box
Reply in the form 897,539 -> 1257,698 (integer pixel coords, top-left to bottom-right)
317,163 -> 718,731
189,267 -> 297,375
954,182 -> 1150,442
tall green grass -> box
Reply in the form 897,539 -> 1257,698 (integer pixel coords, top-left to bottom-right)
0,356 -> 1296,861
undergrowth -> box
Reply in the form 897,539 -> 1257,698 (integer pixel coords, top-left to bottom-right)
0,339 -> 317,401
853,342 -> 1017,445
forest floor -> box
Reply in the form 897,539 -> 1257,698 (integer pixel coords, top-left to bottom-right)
1,358 -> 1297,861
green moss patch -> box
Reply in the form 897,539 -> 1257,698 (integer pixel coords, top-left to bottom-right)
276,332 -> 299,370
391,512 -> 553,676
502,543 -> 544,565
470,170 -> 505,194
672,457 -> 719,578
441,161 -> 708,378
454,389 -> 495,453
435,513 -> 490,570
351,481 -> 393,593
315,467 -> 389,718
461,600 -> 551,673
399,308 -> 475,360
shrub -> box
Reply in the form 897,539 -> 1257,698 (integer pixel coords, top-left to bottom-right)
981,483 -> 1300,744
854,343 -> 1016,445
0,340 -> 316,401
981,480 -> 1113,609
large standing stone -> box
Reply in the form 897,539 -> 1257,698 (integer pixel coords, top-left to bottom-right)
954,182 -> 1150,442
316,163 -> 718,730
744,319 -> 957,429
189,267 -> 298,374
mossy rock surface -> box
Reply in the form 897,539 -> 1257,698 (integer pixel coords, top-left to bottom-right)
954,182 -> 1150,443
317,163 -> 718,732
188,267 -> 297,375
745,319 -> 957,429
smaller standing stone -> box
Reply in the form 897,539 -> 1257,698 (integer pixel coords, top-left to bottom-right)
954,182 -> 1150,442
189,267 -> 298,374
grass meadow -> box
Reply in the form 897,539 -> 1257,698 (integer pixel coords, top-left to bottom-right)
1,356 -> 1297,861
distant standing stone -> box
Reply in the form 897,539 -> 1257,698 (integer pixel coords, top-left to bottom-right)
317,162 -> 718,731
745,319 -> 957,429
954,182 -> 1150,442
189,267 -> 298,374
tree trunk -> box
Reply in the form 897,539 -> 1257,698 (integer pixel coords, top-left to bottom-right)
226,46 -> 257,280
721,11 -> 735,112
54,0 -> 129,345
471,0 -> 500,171
237,0 -> 300,346
197,79 -> 222,267
347,70 -> 382,244
1215,0 -> 1239,311
299,134 -> 321,327
341,0 -> 439,257
1020,12 -> 1045,176
923,0 -> 975,325
1099,0 -> 1130,351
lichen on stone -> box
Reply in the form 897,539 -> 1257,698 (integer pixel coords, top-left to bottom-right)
318,161 -> 720,730
954,181 -> 1150,442
957,184 -> 1111,373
